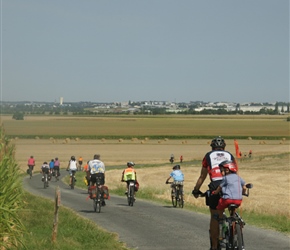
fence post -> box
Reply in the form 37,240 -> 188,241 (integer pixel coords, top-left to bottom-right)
52,186 -> 61,243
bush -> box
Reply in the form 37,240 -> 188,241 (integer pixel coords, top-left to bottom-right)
12,112 -> 24,120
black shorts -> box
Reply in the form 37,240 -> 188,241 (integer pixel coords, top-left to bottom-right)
90,173 -> 105,185
208,180 -> 222,210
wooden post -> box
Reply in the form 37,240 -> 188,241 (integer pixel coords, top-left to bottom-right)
52,186 -> 61,243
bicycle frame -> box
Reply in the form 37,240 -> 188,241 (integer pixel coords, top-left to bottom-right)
168,181 -> 184,208
93,177 -> 104,213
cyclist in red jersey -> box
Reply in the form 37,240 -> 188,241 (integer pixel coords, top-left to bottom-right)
192,136 -> 237,250
27,156 -> 35,174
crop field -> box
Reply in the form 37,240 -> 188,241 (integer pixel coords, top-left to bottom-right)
4,115 -> 290,224
1,115 -> 289,138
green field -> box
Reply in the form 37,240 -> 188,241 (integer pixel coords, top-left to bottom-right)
1,115 -> 289,139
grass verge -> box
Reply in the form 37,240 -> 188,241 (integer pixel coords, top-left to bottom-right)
16,192 -> 129,250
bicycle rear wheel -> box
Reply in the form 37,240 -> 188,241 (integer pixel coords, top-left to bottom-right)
178,186 -> 184,208
129,185 -> 135,206
171,189 -> 177,207
96,189 -> 102,213
229,221 -> 243,250
71,175 -> 75,189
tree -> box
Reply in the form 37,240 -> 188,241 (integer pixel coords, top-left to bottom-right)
12,112 -> 24,120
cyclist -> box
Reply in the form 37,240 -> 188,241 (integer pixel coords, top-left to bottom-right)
49,159 -> 54,175
41,161 -> 50,184
66,156 -> 78,186
121,162 -> 138,195
192,136 -> 237,250
212,160 -> 246,210
165,164 -> 184,198
27,156 -> 35,176
54,157 -> 60,178
169,153 -> 174,163
78,156 -> 83,171
88,154 -> 106,205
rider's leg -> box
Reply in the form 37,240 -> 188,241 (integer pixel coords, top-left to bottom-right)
210,208 -> 223,249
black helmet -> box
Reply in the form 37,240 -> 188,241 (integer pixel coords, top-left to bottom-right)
210,136 -> 226,149
219,160 -> 237,173
71,156 -> 75,160
173,164 -> 180,170
127,161 -> 135,167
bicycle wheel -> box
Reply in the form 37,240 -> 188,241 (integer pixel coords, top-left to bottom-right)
129,185 -> 135,206
96,189 -> 102,213
29,166 -> 32,179
171,189 -> 177,207
44,174 -> 47,189
178,188 -> 184,208
229,221 -> 243,250
235,223 -> 243,250
71,175 -> 75,189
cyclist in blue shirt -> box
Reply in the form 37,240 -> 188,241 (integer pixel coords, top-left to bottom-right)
165,165 -> 184,196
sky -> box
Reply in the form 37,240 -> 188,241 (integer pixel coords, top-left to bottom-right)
0,0 -> 289,104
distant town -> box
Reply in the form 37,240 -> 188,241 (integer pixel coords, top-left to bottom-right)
1,99 -> 289,117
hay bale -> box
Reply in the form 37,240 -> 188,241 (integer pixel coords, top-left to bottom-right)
145,137 -> 149,141
158,140 -> 161,144
141,140 -> 144,144
164,138 -> 168,141
75,137 -> 80,141
118,139 -> 123,142
248,137 -> 252,140
49,137 -> 54,140
35,136 -> 39,140
282,138 -> 286,141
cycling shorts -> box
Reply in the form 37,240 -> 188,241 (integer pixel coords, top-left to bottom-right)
216,198 -> 242,210
91,173 -> 105,185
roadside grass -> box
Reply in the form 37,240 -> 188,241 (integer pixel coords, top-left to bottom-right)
16,192 -> 129,250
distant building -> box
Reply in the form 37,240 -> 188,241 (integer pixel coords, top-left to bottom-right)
60,97 -> 64,105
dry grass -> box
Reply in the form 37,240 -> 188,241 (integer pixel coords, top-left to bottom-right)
13,138 -> 290,218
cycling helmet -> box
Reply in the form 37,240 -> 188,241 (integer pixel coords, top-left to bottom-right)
43,162 -> 48,164
219,160 -> 237,173
173,164 -> 180,170
210,136 -> 226,149
127,161 -> 135,167
71,156 -> 75,160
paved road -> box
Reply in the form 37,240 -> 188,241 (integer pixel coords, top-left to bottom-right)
23,172 -> 290,250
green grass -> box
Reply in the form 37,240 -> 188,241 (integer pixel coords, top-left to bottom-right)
16,192 -> 129,250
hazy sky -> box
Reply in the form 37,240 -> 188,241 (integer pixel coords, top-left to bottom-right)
1,0 -> 289,103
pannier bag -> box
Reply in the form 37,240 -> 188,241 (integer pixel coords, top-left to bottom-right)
135,181 -> 140,192
88,185 -> 110,199
26,169 -> 30,175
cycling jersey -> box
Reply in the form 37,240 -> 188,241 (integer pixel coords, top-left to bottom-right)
68,160 -> 77,171
122,168 -> 136,181
89,159 -> 105,174
202,150 -> 236,182
170,169 -> 184,182
28,158 -> 35,166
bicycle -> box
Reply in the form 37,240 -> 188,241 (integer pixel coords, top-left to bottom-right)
197,183 -> 253,250
71,170 -> 76,189
166,181 -> 184,208
91,176 -> 104,213
28,165 -> 33,179
52,168 -> 60,181
127,180 -> 135,206
43,172 -> 49,189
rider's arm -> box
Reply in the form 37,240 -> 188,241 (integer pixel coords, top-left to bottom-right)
212,185 -> 221,195
193,167 -> 208,192
165,176 -> 171,183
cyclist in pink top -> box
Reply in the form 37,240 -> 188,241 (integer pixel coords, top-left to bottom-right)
27,156 -> 35,175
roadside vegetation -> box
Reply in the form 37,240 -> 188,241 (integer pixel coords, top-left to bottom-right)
0,127 -> 26,249
16,192 -> 129,250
